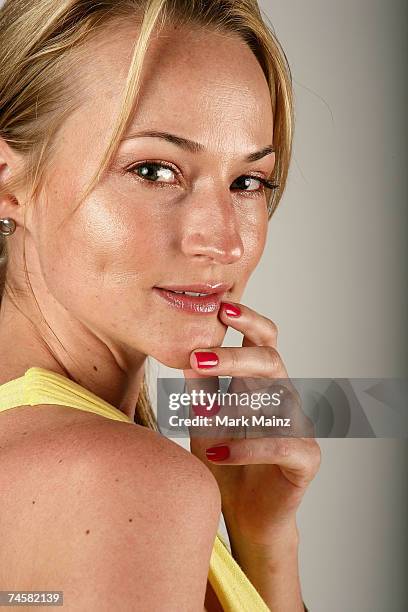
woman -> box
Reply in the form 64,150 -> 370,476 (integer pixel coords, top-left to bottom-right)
0,0 -> 320,610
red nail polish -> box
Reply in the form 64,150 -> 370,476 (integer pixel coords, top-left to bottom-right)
192,402 -> 221,416
194,351 -> 219,368
205,445 -> 230,461
222,303 -> 241,317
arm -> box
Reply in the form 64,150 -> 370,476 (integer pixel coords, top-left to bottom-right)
226,518 -> 307,612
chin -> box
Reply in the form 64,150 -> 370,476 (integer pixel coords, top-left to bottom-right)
156,352 -> 194,370
150,326 -> 227,370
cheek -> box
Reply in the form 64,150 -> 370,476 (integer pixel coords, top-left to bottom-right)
248,219 -> 268,261
38,187 -> 165,318
237,207 -> 268,282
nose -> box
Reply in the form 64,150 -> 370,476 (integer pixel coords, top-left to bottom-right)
180,192 -> 244,265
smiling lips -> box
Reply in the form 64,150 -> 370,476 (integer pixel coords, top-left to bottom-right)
153,282 -> 231,314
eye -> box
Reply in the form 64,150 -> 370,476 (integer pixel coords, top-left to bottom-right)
231,175 -> 279,195
128,161 -> 178,185
232,176 -> 264,192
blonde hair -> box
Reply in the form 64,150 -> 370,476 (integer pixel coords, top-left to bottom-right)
0,0 -> 294,429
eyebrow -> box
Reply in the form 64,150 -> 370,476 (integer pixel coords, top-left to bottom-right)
122,130 -> 275,162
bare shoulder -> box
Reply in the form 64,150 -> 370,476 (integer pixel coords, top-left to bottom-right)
0,401 -> 221,507
0,404 -> 221,610
3,401 -> 219,487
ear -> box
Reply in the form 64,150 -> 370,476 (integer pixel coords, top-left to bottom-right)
0,136 -> 26,225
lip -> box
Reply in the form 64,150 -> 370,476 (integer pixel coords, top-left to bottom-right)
153,282 -> 232,315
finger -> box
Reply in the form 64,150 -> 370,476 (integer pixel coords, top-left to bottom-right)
183,372 -> 220,418
189,345 -> 289,378
182,367 -> 219,409
182,368 -> 233,445
205,437 -> 322,487
218,301 -> 278,348
226,376 -> 314,437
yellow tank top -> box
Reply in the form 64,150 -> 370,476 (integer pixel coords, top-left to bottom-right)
0,366 -> 271,612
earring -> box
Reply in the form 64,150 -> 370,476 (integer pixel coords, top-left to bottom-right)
0,217 -> 16,236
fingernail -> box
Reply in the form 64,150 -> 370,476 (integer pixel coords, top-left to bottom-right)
205,445 -> 230,461
222,302 -> 241,317
194,351 -> 219,368
192,402 -> 221,416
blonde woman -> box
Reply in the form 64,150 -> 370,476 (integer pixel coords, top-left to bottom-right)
0,1 -> 320,610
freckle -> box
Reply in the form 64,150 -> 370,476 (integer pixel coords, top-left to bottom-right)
58,459 -> 63,463
22,431 -> 28,435
32,500 -> 35,504
85,529 -> 90,534
93,365 -> 98,371
115,478 -> 119,482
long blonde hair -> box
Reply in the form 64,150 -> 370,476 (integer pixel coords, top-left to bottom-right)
0,0 -> 294,429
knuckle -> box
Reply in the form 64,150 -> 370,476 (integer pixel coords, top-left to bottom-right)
284,386 -> 302,412
291,387 -> 302,407
265,317 -> 279,337
303,414 -> 317,436
310,439 -> 322,470
302,439 -> 321,473
265,346 -> 281,374
260,316 -> 278,344
230,347 -> 240,370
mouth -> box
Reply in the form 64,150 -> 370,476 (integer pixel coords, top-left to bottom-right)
152,282 -> 232,315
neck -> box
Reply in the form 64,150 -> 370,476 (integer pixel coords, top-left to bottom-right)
0,294 -> 147,421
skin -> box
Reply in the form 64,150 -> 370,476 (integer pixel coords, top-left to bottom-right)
0,20 -> 320,611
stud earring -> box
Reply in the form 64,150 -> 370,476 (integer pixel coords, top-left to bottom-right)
0,217 -> 16,236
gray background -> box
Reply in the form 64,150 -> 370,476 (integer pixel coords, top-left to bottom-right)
151,1 -> 408,611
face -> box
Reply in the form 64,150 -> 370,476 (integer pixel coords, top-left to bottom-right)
22,21 -> 275,370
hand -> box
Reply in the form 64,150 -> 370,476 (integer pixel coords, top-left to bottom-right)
183,301 -> 321,555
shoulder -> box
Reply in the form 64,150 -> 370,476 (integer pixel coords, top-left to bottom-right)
0,404 -> 221,605
66,408 -> 221,501
2,401 -> 220,498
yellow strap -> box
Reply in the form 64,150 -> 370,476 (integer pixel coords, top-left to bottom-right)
209,532 -> 270,611
0,367 -> 131,422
